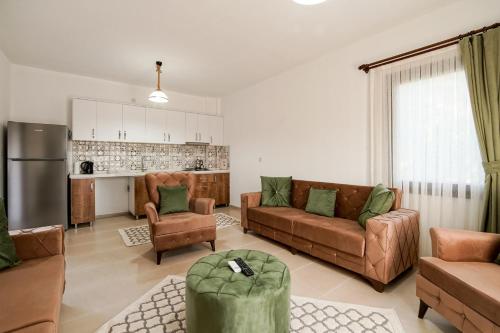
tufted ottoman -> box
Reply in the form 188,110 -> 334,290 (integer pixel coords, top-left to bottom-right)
185,249 -> 290,333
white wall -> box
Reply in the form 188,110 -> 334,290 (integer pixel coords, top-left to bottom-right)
0,49 -> 10,198
9,64 -> 221,126
222,0 -> 499,206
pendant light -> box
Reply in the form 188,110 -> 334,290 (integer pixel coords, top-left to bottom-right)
149,61 -> 168,103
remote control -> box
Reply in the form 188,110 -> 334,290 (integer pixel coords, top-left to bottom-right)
235,257 -> 254,276
228,260 -> 241,273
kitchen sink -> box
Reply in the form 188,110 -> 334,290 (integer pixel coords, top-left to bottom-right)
183,168 -> 210,171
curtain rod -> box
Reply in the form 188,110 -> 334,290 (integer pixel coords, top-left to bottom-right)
358,22 -> 499,73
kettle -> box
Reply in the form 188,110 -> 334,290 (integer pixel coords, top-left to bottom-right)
80,161 -> 94,174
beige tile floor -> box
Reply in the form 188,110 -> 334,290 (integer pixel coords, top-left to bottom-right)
60,207 -> 457,333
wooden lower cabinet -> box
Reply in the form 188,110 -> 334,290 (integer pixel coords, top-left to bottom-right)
215,173 -> 230,206
71,178 -> 95,227
129,176 -> 149,219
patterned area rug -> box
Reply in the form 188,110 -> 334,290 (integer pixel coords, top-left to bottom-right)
96,276 -> 404,333
118,213 -> 240,247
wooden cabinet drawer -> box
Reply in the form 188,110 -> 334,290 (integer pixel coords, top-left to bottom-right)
196,174 -> 215,183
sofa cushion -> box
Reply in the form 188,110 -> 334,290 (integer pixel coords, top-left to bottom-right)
247,207 -> 312,234
0,255 -> 65,333
419,257 -> 500,326
154,212 -> 216,236
0,198 -> 21,270
358,184 -> 395,228
293,216 -> 366,257
305,188 -> 337,217
261,176 -> 292,207
158,185 -> 189,215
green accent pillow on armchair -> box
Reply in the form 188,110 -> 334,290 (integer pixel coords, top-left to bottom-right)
261,176 -> 292,207
305,188 -> 337,217
358,184 -> 395,228
0,198 -> 21,270
157,185 -> 189,215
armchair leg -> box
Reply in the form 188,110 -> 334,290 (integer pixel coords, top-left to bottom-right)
209,240 -> 216,252
418,300 -> 429,319
156,251 -> 163,265
243,227 -> 248,234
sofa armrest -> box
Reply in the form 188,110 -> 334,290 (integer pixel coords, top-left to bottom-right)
190,198 -> 215,215
365,209 -> 420,284
240,192 -> 261,229
9,225 -> 64,261
144,202 -> 159,224
430,227 -> 500,262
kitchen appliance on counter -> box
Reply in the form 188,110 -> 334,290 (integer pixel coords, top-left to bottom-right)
7,122 -> 69,230
80,161 -> 94,174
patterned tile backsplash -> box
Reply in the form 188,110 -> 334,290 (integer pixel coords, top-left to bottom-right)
71,141 -> 229,173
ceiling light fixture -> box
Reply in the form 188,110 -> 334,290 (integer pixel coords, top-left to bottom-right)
148,61 -> 168,103
293,0 -> 326,5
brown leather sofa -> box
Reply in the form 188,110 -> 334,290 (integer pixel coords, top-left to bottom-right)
0,225 -> 65,333
417,228 -> 500,332
145,172 -> 217,265
241,179 -> 420,291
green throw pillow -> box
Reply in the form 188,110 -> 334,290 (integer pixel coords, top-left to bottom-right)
305,188 -> 337,217
0,198 -> 21,270
261,176 -> 292,207
495,252 -> 500,265
358,184 -> 395,228
158,185 -> 189,215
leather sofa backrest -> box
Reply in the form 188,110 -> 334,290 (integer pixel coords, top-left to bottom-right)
145,172 -> 196,208
291,180 -> 402,220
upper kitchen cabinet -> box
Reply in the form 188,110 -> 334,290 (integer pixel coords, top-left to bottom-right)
122,105 -> 146,142
96,102 -> 123,142
208,116 -> 224,145
145,108 -> 166,143
197,115 -> 210,144
185,113 -> 223,144
166,110 -> 186,144
72,99 -> 97,141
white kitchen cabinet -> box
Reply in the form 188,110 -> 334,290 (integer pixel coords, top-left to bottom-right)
208,116 -> 224,145
197,115 -> 211,144
166,111 -> 186,144
122,105 -> 146,142
185,113 -> 198,142
96,102 -> 122,142
72,99 -> 97,141
145,108 -> 166,143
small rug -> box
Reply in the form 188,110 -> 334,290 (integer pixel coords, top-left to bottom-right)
118,213 -> 240,247
96,276 -> 404,333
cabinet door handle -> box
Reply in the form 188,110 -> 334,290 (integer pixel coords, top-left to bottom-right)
210,136 -> 213,144
92,128 -> 95,139
163,132 -> 166,142
168,133 -> 171,142
124,131 -> 127,140
90,181 -> 94,192
118,130 -> 121,140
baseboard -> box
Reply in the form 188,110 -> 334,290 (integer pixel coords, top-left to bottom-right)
96,212 -> 131,219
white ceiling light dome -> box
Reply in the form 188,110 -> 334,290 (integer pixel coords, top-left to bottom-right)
293,0 -> 326,5
149,89 -> 168,103
149,61 -> 169,104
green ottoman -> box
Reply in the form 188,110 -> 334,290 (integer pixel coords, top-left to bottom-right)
186,249 -> 290,333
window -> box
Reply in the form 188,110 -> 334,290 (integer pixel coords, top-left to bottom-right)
369,46 -> 483,254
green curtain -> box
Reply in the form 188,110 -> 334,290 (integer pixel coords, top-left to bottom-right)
459,27 -> 500,233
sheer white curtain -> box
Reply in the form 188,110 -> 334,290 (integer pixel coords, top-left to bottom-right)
369,46 -> 484,255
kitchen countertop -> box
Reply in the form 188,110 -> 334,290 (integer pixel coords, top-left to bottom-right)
69,169 -> 230,179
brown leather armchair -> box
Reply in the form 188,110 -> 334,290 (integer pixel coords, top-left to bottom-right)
417,228 -> 500,332
144,172 -> 216,265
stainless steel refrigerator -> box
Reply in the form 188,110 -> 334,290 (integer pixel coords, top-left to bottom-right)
7,122 -> 68,230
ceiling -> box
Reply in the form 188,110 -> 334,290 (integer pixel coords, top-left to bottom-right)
0,0 -> 455,96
